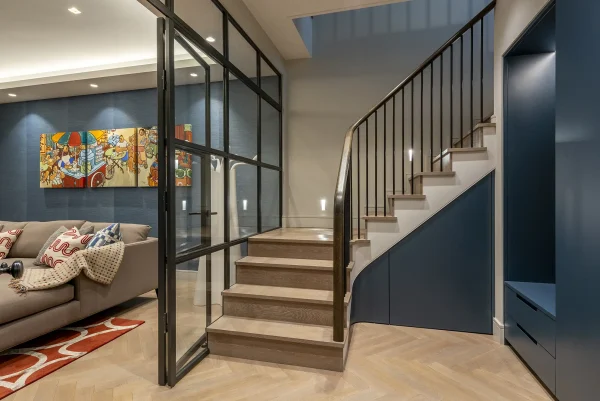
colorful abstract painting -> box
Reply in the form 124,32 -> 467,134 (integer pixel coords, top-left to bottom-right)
40,132 -> 88,188
88,129 -> 138,187
175,124 -> 193,187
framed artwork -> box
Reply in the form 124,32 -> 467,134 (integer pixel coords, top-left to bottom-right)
137,127 -> 158,187
88,129 -> 138,187
40,132 -> 88,189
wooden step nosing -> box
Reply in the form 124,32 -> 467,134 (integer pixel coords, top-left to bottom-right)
236,260 -> 333,271
223,289 -> 351,306
248,238 -> 333,245
387,194 -> 427,200
207,326 -> 346,349
408,171 -> 456,180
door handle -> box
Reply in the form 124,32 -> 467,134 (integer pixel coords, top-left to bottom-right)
189,211 -> 218,216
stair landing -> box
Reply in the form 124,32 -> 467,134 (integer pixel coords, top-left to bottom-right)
207,228 -> 351,371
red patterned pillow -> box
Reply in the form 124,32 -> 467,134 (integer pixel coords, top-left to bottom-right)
0,230 -> 23,259
40,228 -> 93,268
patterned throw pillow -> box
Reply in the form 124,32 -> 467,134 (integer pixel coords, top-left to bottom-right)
40,228 -> 94,268
34,225 -> 95,266
0,230 -> 23,259
87,223 -> 122,249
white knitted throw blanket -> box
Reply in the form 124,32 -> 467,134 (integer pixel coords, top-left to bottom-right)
9,241 -> 125,293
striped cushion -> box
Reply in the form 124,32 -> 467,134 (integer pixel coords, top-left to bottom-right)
87,223 -> 122,249
0,229 -> 23,260
40,228 -> 93,268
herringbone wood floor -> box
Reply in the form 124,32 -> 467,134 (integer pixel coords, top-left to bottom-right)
6,292 -> 553,401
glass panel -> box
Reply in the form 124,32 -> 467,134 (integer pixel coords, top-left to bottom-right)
175,250 -> 221,366
175,152 -> 224,253
209,63 -> 225,150
229,75 -> 258,159
261,58 -> 280,102
228,22 -> 257,83
175,0 -> 224,54
261,168 -> 280,231
230,163 -> 257,239
261,99 -> 280,166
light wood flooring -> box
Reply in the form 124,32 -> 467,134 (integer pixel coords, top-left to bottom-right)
6,292 -> 553,401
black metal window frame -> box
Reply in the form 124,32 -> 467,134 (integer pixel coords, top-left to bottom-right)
141,0 -> 283,387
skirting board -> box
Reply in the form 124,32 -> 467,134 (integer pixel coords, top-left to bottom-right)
493,317 -> 505,344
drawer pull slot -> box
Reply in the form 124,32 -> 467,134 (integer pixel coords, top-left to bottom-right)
517,322 -> 538,345
516,293 -> 538,311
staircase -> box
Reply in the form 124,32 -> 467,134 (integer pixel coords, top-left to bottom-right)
207,229 -> 352,371
206,1 -> 496,372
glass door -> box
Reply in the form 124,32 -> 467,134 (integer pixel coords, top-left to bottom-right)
159,19 -> 223,386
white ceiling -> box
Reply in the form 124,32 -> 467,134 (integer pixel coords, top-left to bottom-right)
0,0 -> 256,104
242,0 -> 410,60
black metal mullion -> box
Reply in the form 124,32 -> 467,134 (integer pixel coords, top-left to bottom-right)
392,97 -> 396,195
470,26 -> 474,147
460,36 -> 464,147
430,63 -> 433,171
440,53 -> 443,171
257,51 -> 262,233
374,110 -> 378,216
410,81 -> 414,194
402,89 -> 405,195
480,19 -> 484,134
357,126 -> 361,239
366,118 -> 369,216
383,104 -> 387,216
420,72 -> 423,174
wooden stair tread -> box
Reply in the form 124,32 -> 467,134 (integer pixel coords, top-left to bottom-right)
249,228 -> 333,244
208,316 -> 346,348
408,171 -> 456,180
224,284 -> 350,305
431,147 -> 487,164
362,215 -> 397,222
236,256 -> 333,270
387,194 -> 426,200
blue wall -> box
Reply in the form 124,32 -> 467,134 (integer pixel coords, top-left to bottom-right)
556,1 -> 600,399
0,78 -> 279,237
351,173 -> 494,334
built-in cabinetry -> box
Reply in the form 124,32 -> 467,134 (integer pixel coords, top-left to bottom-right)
504,282 -> 556,394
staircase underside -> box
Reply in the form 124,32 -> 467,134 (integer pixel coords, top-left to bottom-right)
207,228 -> 351,371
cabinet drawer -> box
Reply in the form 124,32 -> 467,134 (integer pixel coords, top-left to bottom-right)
505,287 -> 555,357
505,317 -> 555,394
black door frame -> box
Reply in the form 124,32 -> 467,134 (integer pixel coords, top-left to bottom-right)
142,0 -> 283,387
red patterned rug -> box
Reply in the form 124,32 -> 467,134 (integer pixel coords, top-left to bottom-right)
0,317 -> 144,399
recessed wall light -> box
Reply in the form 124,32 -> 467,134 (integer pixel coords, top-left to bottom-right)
190,73 -> 198,77
8,93 -> 17,97
320,198 -> 327,211
90,83 -> 98,88
408,149 -> 413,162
206,36 -> 216,43
243,199 -> 248,211
68,7 -> 82,14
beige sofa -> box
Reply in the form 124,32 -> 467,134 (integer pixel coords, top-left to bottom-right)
0,220 -> 158,352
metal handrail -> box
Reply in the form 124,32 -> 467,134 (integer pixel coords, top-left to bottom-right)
331,0 -> 497,342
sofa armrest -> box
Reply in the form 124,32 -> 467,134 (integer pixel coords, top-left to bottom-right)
72,237 -> 158,320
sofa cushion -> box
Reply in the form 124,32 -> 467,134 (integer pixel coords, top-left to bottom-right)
81,222 -> 150,244
40,228 -> 93,268
0,229 -> 23,259
0,221 -> 28,231
9,220 -> 86,258
0,259 -> 75,325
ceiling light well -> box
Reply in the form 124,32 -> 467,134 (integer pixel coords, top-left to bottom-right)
90,83 -> 98,88
68,7 -> 82,14
206,36 -> 216,43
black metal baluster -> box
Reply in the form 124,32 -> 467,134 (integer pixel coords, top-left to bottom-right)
393,96 -> 396,195
480,18 -> 484,134
357,126 -> 360,240
420,72 -> 424,174
450,44 -> 454,151
366,118 -> 369,218
460,36 -> 464,148
470,27 -> 474,147
384,103 -> 387,216
375,110 -> 378,216
402,89 -> 405,195
411,81 -> 414,194
430,63 -> 434,172
440,53 -> 443,171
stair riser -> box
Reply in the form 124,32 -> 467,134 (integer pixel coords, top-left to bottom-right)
248,242 -> 333,260
208,332 -> 345,371
223,296 -> 347,326
236,265 -> 351,291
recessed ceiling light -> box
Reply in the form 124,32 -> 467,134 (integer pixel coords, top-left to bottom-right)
68,7 -> 82,14
8,93 -> 17,97
90,84 -> 98,88
190,73 -> 198,77
206,36 -> 216,43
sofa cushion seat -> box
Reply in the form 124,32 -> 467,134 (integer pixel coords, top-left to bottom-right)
0,258 -> 75,325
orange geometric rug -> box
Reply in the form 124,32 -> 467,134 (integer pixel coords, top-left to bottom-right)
0,317 -> 144,399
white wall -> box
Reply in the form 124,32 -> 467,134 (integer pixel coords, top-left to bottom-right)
284,0 -> 490,228
492,0 -> 552,342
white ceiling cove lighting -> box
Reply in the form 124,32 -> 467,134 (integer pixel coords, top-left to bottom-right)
8,93 -> 17,97
206,36 -> 216,43
89,83 -> 98,88
190,73 -> 198,77
68,7 -> 82,15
